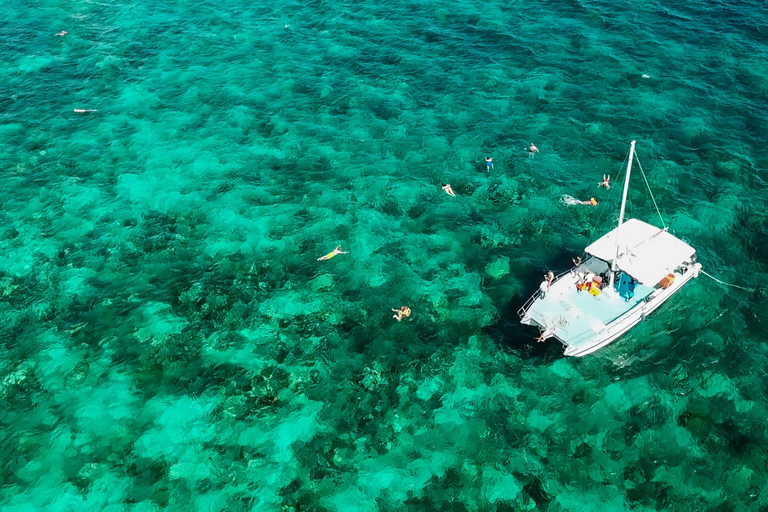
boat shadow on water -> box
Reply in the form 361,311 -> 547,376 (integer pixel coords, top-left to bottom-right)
483,248 -> 576,360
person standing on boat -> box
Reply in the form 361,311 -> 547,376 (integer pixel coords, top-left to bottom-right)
571,256 -> 584,276
538,271 -> 554,298
538,280 -> 549,298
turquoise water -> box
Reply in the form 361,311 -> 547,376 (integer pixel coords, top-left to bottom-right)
2,0 -> 768,509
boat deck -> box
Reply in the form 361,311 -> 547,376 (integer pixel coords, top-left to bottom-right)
522,271 -> 656,346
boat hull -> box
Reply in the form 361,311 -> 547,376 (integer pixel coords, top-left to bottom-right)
564,263 -> 700,356
521,263 -> 701,357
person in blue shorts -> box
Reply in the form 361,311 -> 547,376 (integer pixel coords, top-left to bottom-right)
485,156 -> 493,169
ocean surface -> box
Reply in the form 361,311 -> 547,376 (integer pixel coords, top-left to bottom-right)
2,0 -> 768,510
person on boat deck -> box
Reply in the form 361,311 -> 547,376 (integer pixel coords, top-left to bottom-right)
576,272 -> 595,291
485,156 -> 493,169
571,256 -> 584,276
317,245 -> 348,261
539,280 -> 549,297
625,278 -> 636,301
441,183 -> 456,197
539,271 -> 554,298
599,175 -> 610,189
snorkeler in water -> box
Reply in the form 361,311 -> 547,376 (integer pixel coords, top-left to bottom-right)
392,306 -> 412,322
560,195 -> 598,206
529,142 -> 539,155
317,245 -> 348,261
599,175 -> 610,189
485,156 -> 493,170
441,183 -> 456,197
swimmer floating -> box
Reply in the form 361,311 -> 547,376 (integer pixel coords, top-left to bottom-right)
392,306 -> 412,322
317,245 -> 348,261
560,195 -> 598,206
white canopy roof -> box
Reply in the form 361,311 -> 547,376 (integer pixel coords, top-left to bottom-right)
584,219 -> 696,285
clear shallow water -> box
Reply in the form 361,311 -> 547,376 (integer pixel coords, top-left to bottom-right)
1,0 -> 768,510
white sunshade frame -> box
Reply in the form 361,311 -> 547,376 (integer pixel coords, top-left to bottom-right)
584,219 -> 696,285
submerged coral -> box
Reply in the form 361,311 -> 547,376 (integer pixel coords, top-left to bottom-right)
1,0 -> 768,510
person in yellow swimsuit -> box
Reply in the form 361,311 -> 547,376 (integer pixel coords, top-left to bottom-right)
317,245 -> 347,261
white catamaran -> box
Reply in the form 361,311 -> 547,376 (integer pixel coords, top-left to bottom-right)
518,141 -> 702,357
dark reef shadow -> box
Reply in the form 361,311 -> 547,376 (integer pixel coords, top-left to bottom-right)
484,247 -> 576,360
472,159 -> 490,173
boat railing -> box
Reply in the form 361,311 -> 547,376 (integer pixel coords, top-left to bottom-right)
517,294 -> 538,319
516,268 -> 575,319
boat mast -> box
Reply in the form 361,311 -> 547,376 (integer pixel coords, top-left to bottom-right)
617,141 -> 635,229
610,140 -> 635,288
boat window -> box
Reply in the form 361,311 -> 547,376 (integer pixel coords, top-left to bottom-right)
583,257 -> 611,276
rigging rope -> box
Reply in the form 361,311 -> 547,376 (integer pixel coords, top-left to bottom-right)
634,154 -> 667,229
583,148 -> 628,252
700,269 -> 755,292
